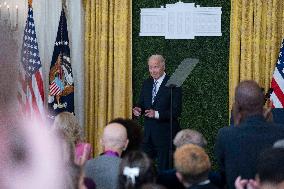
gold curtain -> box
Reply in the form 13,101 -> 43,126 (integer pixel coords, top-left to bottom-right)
84,0 -> 132,155
229,0 -> 284,111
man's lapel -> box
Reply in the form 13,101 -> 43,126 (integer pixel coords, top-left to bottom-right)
147,78 -> 154,104
152,75 -> 169,105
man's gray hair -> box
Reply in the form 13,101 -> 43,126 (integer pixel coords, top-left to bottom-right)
148,54 -> 165,66
173,129 -> 207,148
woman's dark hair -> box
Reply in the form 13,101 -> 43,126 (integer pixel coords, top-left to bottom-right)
119,151 -> 156,189
256,148 -> 284,184
109,118 -> 143,156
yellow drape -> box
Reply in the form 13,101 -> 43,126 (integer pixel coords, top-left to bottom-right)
229,0 -> 284,112
84,0 -> 132,155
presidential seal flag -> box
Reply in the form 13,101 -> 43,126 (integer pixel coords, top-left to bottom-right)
48,8 -> 74,118
18,4 -> 45,120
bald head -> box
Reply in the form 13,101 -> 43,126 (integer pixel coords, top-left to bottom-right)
234,80 -> 264,115
102,123 -> 128,152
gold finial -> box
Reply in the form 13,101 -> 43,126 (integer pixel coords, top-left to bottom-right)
62,0 -> 66,7
28,0 -> 33,6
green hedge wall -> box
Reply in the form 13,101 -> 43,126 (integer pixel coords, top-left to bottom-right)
132,0 -> 230,167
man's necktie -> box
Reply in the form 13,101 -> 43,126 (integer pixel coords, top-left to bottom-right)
152,80 -> 158,104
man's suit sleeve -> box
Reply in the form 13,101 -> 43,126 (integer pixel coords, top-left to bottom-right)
158,87 -> 182,121
137,80 -> 146,113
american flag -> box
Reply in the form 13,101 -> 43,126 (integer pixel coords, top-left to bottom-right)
18,5 -> 45,119
270,39 -> 284,108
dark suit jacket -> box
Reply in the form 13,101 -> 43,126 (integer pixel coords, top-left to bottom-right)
157,169 -> 224,189
215,115 -> 284,189
138,75 -> 182,143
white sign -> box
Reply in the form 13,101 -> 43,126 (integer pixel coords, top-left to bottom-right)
140,2 -> 222,39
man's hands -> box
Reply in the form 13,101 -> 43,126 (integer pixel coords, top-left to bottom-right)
235,176 -> 259,189
145,109 -> 155,118
133,107 -> 156,118
133,107 -> 142,117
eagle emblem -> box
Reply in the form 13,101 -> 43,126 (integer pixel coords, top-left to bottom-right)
48,53 -> 74,110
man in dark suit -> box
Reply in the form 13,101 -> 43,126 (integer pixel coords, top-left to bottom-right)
215,80 -> 284,189
133,54 -> 182,171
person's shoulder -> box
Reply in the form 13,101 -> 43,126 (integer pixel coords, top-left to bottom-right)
86,155 -> 121,168
270,122 -> 284,127
84,157 -> 98,171
100,154 -> 121,163
85,156 -> 99,166
141,77 -> 153,88
216,126 -> 239,140
218,125 -> 236,134
267,123 -> 284,132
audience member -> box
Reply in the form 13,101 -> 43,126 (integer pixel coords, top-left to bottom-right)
67,161 -> 87,189
0,116 -> 78,189
52,128 -> 94,189
159,129 -> 224,189
173,129 -> 207,148
235,148 -> 284,189
85,122 -> 129,189
53,112 -> 92,162
174,144 -> 219,189
109,118 -> 143,156
158,129 -> 208,189
119,151 -> 156,189
215,80 -> 284,189
0,29 -> 84,188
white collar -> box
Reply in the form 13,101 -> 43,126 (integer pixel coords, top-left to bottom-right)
155,72 -> 166,83
197,179 -> 210,185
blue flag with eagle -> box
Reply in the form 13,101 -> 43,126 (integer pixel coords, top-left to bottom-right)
48,8 -> 74,118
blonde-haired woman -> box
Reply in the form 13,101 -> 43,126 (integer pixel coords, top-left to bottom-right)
53,112 -> 92,164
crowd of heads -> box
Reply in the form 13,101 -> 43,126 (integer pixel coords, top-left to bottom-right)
0,111 -> 215,189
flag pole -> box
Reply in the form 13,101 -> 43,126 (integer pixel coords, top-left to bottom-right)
61,0 -> 66,62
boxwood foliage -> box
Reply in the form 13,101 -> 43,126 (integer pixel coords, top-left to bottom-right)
132,0 -> 230,167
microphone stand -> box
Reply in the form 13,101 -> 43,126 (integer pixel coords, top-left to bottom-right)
168,84 -> 176,169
